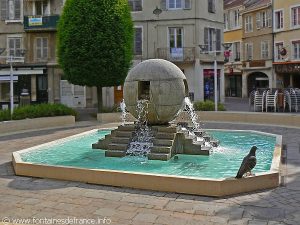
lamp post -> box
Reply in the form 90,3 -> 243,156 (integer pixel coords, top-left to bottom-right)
0,48 -> 26,116
199,43 -> 232,111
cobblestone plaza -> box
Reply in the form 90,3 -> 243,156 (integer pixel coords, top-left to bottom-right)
0,121 -> 299,225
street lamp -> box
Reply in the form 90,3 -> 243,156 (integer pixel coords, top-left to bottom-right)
199,43 -> 232,111
0,48 -> 26,117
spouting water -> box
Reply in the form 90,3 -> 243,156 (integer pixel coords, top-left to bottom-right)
120,99 -> 127,125
126,100 -> 153,156
184,97 -> 201,132
183,97 -> 217,148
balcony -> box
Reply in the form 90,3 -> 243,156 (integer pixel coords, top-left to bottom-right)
24,15 -> 60,31
157,48 -> 195,62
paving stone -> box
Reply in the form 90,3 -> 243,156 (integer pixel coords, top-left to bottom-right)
133,213 -> 158,223
155,215 -> 189,225
93,208 -> 116,217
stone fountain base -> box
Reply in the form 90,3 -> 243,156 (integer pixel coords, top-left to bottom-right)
92,124 -> 219,161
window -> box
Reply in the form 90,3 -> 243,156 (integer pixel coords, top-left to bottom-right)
169,27 -> 183,48
292,41 -> 300,60
256,10 -> 271,29
204,27 -> 221,52
0,0 -> 21,20
208,0 -> 215,13
7,37 -> 22,57
128,0 -> 142,12
274,10 -> 284,30
169,0 -> 181,9
232,42 -> 241,61
275,42 -> 284,61
224,13 -> 229,30
134,27 -> 142,55
291,6 -> 300,27
166,0 -> 191,10
34,0 -> 49,16
169,27 -> 183,60
36,37 -> 48,60
261,41 -> 269,59
233,9 -> 239,28
245,43 -> 253,60
245,15 -> 253,32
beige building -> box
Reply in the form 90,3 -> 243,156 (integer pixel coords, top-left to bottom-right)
0,0 -> 98,110
124,0 -> 226,103
240,0 -> 274,97
223,0 -> 244,97
273,0 -> 300,88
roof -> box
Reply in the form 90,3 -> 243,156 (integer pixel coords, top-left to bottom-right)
224,0 -> 244,10
244,0 -> 271,10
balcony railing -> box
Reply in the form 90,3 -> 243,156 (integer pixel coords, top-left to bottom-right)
24,15 -> 60,31
157,48 -> 195,62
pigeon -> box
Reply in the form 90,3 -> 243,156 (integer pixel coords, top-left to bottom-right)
235,146 -> 257,179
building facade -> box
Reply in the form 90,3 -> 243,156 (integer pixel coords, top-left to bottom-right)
125,0 -> 225,103
273,0 -> 300,89
0,0 -> 98,110
223,0 -> 244,98
240,0 -> 274,97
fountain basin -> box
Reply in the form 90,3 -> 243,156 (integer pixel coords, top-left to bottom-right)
12,129 -> 282,197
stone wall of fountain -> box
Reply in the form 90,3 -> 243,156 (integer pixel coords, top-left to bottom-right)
92,59 -> 218,160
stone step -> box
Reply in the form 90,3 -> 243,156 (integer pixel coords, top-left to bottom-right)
155,132 -> 175,139
111,137 -> 131,144
151,146 -> 171,154
153,139 -> 173,146
148,153 -> 171,161
210,140 -> 219,147
105,150 -> 126,157
156,126 -> 177,133
116,131 -> 133,138
108,143 -> 128,151
117,125 -> 136,131
201,146 -> 212,152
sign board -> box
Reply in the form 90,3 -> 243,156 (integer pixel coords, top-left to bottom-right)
28,17 -> 43,26
170,48 -> 183,61
0,76 -> 18,81
274,63 -> 300,74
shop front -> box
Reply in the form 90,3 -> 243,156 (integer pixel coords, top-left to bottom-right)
274,62 -> 300,89
0,67 -> 48,110
203,69 -> 221,101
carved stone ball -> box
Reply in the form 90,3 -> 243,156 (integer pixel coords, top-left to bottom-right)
123,59 -> 188,125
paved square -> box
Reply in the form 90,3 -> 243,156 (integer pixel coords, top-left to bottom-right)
0,121 -> 299,225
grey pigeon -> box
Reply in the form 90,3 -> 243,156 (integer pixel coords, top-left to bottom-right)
236,146 -> 257,179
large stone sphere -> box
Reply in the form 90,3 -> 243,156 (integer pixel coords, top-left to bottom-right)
124,59 -> 188,125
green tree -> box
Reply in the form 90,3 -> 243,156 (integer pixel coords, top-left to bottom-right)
57,0 -> 133,112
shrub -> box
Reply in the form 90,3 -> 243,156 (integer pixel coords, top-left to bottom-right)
0,104 -> 78,122
0,109 -> 11,122
193,100 -> 226,111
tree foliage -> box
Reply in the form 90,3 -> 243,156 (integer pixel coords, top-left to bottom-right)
57,0 -> 134,87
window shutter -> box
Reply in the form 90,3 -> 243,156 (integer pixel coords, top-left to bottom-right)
36,38 -> 41,59
43,38 -> 48,59
204,27 -> 208,51
256,12 -> 261,29
216,29 -> 221,54
184,0 -> 191,9
14,0 -> 20,19
15,38 -> 21,56
9,38 -> 14,56
267,9 -> 272,27
161,0 -> 166,10
0,0 -> 7,20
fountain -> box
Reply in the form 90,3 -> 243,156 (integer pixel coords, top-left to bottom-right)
93,59 -> 218,160
12,59 -> 282,197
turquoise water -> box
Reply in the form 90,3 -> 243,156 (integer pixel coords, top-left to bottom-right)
21,129 -> 276,179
